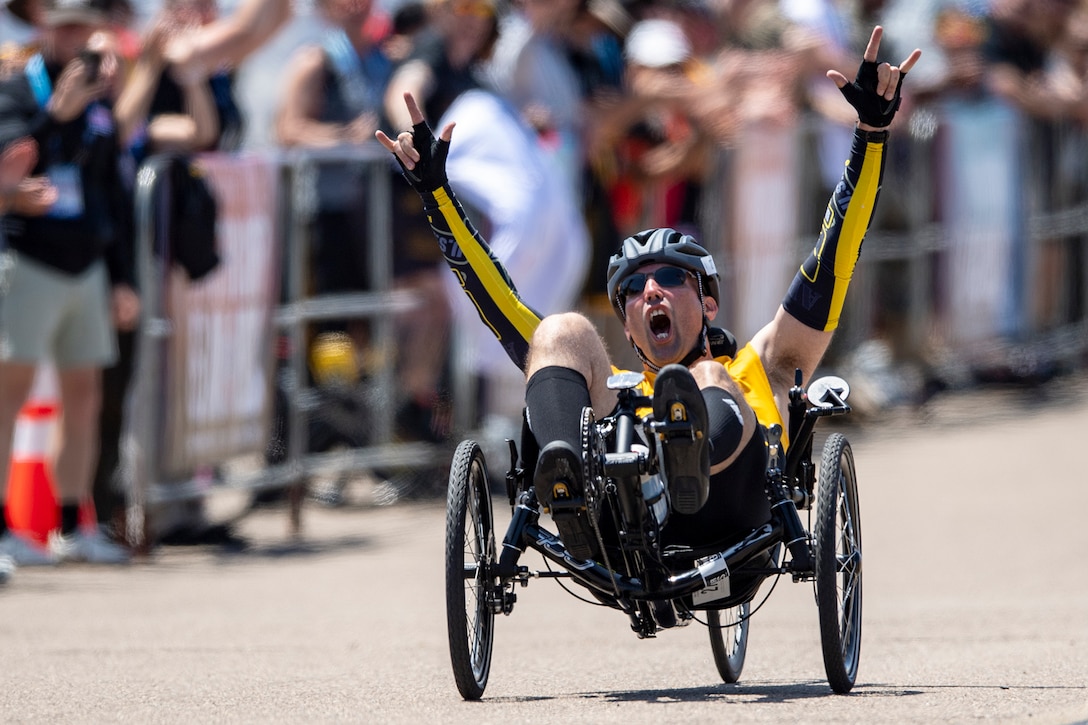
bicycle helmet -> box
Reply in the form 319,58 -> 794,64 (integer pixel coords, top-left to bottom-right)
606,228 -> 720,318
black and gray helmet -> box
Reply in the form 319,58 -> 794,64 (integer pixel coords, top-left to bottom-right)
606,227 -> 721,319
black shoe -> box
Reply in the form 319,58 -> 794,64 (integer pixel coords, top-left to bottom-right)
534,441 -> 598,561
653,364 -> 710,515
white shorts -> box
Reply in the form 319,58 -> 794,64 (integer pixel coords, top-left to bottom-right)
0,250 -> 117,367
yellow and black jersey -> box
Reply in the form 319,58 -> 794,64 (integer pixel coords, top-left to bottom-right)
415,126 -> 886,438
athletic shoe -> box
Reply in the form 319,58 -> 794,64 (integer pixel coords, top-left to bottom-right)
0,554 -> 14,585
0,531 -> 58,566
534,440 -> 598,561
49,528 -> 131,564
653,364 -> 710,515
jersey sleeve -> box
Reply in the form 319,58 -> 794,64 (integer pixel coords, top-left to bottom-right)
782,128 -> 887,331
421,184 -> 542,372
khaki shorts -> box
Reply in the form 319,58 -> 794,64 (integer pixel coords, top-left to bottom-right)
0,250 -> 117,367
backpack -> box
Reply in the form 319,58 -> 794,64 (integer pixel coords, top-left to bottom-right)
168,156 -> 220,281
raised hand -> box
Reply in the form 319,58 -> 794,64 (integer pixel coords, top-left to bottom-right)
827,26 -> 922,130
375,92 -> 455,193
0,138 -> 57,216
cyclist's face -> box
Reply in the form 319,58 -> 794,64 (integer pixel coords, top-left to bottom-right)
623,263 -> 717,366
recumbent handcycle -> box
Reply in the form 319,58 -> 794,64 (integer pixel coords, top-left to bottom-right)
443,366 -> 862,699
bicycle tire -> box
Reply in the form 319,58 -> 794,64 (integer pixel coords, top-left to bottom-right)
444,440 -> 497,700
814,432 -> 863,694
707,602 -> 750,683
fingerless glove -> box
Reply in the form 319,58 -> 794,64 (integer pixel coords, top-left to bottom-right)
395,120 -> 449,193
838,60 -> 906,128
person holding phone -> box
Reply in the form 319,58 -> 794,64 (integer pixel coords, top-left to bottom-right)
0,0 -> 137,566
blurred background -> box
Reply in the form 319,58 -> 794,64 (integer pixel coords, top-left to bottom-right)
3,0 -> 1087,550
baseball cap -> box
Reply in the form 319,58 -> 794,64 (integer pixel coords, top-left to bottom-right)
624,18 -> 692,68
41,0 -> 109,26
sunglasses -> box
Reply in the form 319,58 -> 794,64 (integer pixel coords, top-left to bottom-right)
618,266 -> 693,299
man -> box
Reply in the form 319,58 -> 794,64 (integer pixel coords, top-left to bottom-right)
0,134 -> 54,582
0,0 -> 137,564
378,27 -> 920,559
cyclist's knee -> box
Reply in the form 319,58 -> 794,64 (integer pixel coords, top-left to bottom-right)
529,313 -> 603,364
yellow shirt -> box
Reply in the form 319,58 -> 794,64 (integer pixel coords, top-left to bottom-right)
627,341 -> 787,449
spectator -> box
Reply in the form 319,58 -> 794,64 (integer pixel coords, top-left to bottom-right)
932,0 -> 1080,367
0,134 -> 54,581
106,0 -> 290,544
486,0 -> 587,192
592,18 -> 712,240
0,0 -> 137,564
114,0 -> 232,156
981,0 -> 1082,120
382,0 -> 500,129
385,0 -> 591,429
275,0 -> 454,446
485,0 -> 629,300
88,0 -> 230,545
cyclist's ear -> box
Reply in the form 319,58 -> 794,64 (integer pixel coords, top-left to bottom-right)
704,295 -> 719,321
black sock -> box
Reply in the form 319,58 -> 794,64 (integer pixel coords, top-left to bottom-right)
525,366 -> 592,452
60,502 -> 80,536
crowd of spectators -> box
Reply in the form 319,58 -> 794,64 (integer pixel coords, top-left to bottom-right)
2,0 -> 1088,577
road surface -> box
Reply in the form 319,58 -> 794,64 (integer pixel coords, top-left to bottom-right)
3,374 -> 1088,723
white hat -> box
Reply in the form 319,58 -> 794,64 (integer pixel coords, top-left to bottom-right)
624,18 -> 692,68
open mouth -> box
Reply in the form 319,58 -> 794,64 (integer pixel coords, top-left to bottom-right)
649,309 -> 672,340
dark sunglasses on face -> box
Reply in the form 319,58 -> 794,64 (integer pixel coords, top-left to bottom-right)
618,266 -> 693,299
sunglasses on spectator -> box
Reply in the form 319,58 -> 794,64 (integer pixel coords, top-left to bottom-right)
618,267 -> 693,299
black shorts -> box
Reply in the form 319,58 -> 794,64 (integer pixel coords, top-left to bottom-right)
661,427 -> 772,550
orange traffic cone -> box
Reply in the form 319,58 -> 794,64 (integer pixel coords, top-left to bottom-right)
5,365 -> 95,543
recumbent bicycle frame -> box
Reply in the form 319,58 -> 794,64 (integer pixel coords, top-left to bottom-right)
444,368 -> 863,699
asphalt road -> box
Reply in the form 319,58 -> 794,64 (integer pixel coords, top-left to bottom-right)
3,374 -> 1088,724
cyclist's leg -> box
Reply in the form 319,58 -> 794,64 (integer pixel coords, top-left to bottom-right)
688,360 -> 758,475
523,313 -> 615,559
525,312 -> 618,416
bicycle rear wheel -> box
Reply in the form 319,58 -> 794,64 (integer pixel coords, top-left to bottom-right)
708,602 -> 750,683
814,432 -> 863,694
445,440 -> 497,700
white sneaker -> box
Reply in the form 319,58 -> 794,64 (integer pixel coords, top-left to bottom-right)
49,528 -> 131,564
0,531 -> 57,566
0,554 -> 13,584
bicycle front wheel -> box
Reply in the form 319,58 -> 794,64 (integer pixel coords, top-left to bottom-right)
445,440 -> 497,700
814,432 -> 863,694
708,602 -> 750,683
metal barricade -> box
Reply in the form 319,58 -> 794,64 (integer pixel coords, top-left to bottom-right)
124,112 -> 1088,549
127,146 -> 450,550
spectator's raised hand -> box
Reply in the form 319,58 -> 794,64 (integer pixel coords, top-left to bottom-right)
826,26 -> 922,130
0,138 -> 56,216
48,35 -> 117,122
0,138 -> 38,196
375,92 -> 455,193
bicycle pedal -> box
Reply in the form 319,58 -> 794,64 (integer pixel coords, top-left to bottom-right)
546,492 -> 587,517
657,419 -> 703,441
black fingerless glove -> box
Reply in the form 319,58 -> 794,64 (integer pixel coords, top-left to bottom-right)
838,60 -> 905,128
395,119 -> 450,193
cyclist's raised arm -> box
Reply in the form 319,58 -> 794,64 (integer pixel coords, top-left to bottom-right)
376,92 -> 542,372
751,27 -> 921,403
